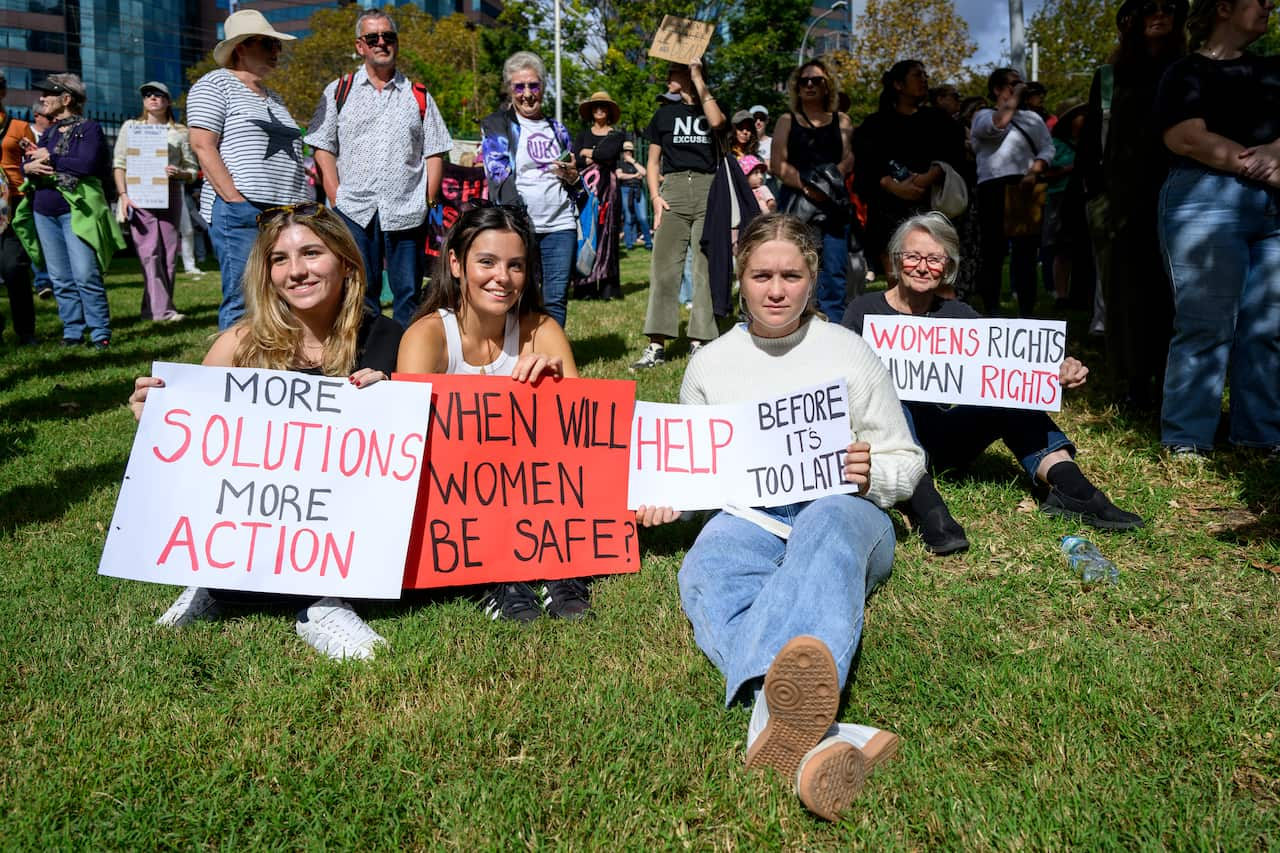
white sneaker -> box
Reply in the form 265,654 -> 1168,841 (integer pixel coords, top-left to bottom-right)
296,597 -> 385,661
833,722 -> 901,772
156,586 -> 221,627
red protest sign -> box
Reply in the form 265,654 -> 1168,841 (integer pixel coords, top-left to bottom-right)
394,374 -> 638,588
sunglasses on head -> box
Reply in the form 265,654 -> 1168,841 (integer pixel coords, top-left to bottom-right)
459,199 -> 529,216
511,82 -> 541,95
359,31 -> 398,46
256,202 -> 332,228
798,75 -> 827,87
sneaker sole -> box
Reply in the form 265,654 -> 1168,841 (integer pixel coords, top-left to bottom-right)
1039,502 -> 1144,531
796,740 -> 866,821
745,636 -> 840,779
860,730 -> 901,772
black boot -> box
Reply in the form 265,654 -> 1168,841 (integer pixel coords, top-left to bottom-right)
903,474 -> 969,556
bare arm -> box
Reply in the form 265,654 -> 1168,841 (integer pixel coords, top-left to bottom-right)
395,314 -> 450,374
837,113 -> 854,177
1163,118 -> 1249,175
646,142 -> 669,230
313,149 -> 339,207
513,313 -> 580,382
188,128 -> 245,203
689,60 -> 726,130
771,114 -> 803,190
426,153 -> 444,205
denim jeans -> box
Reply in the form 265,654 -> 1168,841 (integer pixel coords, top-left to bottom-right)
902,401 -> 1075,481
817,226 -> 849,322
33,212 -> 111,343
621,183 -> 652,249
335,209 -> 426,329
678,495 -> 896,707
1158,165 -> 1280,450
538,229 -> 576,329
209,197 -> 266,331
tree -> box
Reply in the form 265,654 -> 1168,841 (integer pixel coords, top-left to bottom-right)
828,0 -> 977,122
1025,0 -> 1116,105
715,0 -> 812,119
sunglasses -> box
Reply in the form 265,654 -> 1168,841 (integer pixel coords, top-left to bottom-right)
359,31 -> 398,46
798,75 -> 827,87
256,202 -> 332,228
1140,1 -> 1180,13
142,91 -> 168,99
244,36 -> 282,50
511,82 -> 542,95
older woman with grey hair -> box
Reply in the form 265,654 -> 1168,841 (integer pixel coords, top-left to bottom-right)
842,213 -> 1142,554
479,50 -> 580,329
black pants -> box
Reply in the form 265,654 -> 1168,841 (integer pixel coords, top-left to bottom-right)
977,178 -> 1040,317
0,225 -> 35,341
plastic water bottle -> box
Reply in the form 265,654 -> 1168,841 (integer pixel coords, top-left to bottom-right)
1060,536 -> 1118,587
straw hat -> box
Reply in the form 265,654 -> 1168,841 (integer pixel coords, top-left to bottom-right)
213,10 -> 296,67
578,91 -> 620,124
1052,97 -> 1088,139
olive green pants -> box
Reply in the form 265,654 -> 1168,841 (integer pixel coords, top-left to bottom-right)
644,170 -> 718,342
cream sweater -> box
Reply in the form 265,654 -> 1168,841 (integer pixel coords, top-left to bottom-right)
680,319 -> 925,509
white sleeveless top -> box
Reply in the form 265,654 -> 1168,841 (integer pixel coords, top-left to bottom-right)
439,308 -> 522,376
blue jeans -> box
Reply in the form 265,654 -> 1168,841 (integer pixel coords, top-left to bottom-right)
817,226 -> 849,322
209,197 -> 266,331
336,209 -> 425,329
33,212 -> 111,343
621,183 -> 652,249
1158,165 -> 1280,449
902,401 -> 1074,481
538,229 -> 576,329
679,495 -> 896,707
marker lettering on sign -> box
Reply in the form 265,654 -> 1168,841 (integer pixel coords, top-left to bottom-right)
632,416 -> 733,474
429,390 -> 538,445
756,384 -> 846,431
224,371 -> 343,413
155,515 -> 354,578
979,366 -> 1060,407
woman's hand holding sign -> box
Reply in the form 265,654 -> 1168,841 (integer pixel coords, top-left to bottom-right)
842,441 -> 872,496
1059,357 -> 1088,390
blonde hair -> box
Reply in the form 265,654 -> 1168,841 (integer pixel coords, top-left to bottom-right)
787,59 -> 841,113
234,206 -> 367,375
734,213 -> 823,325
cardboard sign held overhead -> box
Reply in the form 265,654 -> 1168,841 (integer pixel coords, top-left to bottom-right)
648,15 -> 714,65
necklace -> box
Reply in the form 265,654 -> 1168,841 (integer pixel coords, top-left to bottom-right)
476,335 -> 499,375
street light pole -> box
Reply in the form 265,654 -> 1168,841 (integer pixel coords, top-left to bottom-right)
798,1 -> 849,66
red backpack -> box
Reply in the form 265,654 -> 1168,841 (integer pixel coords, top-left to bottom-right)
334,73 -> 428,119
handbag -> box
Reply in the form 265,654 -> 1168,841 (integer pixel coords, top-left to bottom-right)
1003,181 -> 1047,238
930,160 -> 968,219
1001,117 -> 1048,237
575,173 -> 599,277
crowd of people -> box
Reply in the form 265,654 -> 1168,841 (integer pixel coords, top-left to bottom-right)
2,0 -> 1276,824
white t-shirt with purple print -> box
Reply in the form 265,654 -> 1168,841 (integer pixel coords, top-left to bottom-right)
513,114 -> 576,233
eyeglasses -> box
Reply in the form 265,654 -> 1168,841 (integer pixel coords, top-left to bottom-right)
256,202 -> 331,227
511,82 -> 542,95
898,252 -> 948,271
798,76 -> 827,87
1139,1 -> 1180,14
359,31 -> 398,46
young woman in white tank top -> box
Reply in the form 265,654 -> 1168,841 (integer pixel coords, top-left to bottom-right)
397,204 -> 592,622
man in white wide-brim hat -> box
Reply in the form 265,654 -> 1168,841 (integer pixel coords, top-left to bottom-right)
187,9 -> 310,330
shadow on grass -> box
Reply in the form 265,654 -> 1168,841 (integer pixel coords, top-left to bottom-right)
0,457 -> 125,534
572,332 -> 630,368
638,517 -> 700,557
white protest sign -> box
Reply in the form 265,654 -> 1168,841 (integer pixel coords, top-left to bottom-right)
627,379 -> 857,510
123,124 -> 171,209
99,362 -> 432,599
862,315 -> 1068,411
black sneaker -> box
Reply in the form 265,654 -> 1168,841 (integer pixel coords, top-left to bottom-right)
480,582 -> 543,623
1041,487 -> 1144,530
541,577 -> 592,620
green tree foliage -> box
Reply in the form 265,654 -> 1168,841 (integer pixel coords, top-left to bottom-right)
1026,0 -> 1116,105
828,0 -> 977,122
715,0 -> 812,119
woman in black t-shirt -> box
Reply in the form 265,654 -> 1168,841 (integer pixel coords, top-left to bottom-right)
1154,0 -> 1280,456
770,59 -> 854,322
631,60 -> 726,370
853,59 -> 967,275
128,203 -> 402,660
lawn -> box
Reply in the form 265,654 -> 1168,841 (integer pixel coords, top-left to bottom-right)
1,252 -> 1276,849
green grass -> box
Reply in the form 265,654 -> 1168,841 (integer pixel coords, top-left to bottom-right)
1,253 -> 1277,849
